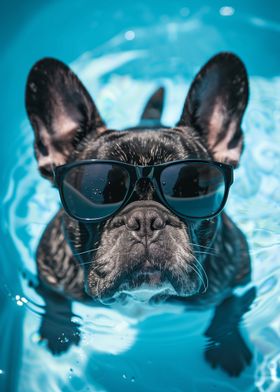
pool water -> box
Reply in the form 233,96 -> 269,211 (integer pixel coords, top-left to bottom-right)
1,1 -> 280,391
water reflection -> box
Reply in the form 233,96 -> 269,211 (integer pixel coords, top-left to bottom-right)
1,3 -> 280,392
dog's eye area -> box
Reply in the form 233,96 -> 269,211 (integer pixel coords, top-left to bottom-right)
57,160 -> 230,221
62,163 -> 130,219
160,163 -> 226,218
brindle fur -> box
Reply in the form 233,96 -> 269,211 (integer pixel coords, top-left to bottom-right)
26,53 -> 255,375
38,205 -> 251,305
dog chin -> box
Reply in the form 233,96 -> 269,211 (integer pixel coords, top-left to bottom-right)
113,271 -> 177,303
89,269 -> 202,304
114,285 -> 176,303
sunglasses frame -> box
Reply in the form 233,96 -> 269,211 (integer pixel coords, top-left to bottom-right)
54,159 -> 234,223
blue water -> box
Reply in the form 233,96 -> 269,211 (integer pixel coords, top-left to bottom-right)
1,1 -> 280,391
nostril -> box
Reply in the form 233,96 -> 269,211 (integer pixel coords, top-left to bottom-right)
124,209 -> 167,237
151,216 -> 165,231
126,216 -> 141,231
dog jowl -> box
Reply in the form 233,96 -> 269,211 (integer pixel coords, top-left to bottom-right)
26,52 -> 255,375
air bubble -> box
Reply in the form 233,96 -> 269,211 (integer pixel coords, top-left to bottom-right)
124,30 -> 135,41
219,6 -> 235,16
59,334 -> 69,343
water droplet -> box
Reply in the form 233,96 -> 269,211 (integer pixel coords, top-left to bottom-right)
71,316 -> 80,324
122,374 -> 127,379
0,370 -> 4,375
124,30 -> 135,41
131,377 -> 135,383
219,6 -> 235,16
15,295 -> 20,301
30,332 -> 41,344
162,181 -> 166,186
30,82 -> 38,92
17,300 -> 23,306
21,297 -> 28,303
70,368 -> 73,372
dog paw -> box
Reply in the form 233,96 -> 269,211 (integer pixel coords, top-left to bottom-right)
204,329 -> 253,377
39,318 -> 81,355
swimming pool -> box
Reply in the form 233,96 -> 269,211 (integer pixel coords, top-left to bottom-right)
0,1 -> 280,391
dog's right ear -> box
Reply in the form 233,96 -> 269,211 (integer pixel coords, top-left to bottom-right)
177,52 -> 249,167
25,58 -> 106,180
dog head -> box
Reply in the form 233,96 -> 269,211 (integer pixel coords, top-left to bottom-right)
26,52 -> 248,301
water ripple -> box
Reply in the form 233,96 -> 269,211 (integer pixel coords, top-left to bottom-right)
1,8 -> 280,392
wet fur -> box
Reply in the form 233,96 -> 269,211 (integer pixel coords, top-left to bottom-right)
26,52 -> 255,375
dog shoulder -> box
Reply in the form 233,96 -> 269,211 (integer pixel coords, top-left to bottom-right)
36,210 -> 86,300
222,213 -> 251,287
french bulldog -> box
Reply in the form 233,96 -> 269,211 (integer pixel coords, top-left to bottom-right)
25,52 -> 255,376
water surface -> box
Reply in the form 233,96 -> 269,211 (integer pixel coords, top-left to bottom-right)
0,1 -> 280,391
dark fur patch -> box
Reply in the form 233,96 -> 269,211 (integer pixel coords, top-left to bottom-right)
25,52 -> 250,301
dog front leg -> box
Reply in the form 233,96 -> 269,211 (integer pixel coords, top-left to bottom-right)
204,287 -> 256,376
35,283 -> 81,355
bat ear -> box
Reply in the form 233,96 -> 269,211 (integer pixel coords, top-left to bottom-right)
25,58 -> 106,180
178,52 -> 249,167
139,87 -> 165,127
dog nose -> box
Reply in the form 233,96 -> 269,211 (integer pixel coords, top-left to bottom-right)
125,208 -> 166,241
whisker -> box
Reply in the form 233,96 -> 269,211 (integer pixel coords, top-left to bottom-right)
78,253 -> 112,267
78,260 -> 94,266
191,262 -> 206,290
72,246 -> 105,256
189,242 -> 216,251
194,250 -> 218,257
187,263 -> 207,293
192,254 -> 209,294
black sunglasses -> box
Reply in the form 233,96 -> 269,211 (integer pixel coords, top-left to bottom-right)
54,159 -> 234,222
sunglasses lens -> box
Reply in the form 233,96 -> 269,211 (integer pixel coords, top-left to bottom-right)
62,163 -> 130,220
160,162 -> 226,218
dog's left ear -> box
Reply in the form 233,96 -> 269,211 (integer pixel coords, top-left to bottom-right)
177,52 -> 249,167
25,58 -> 106,180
